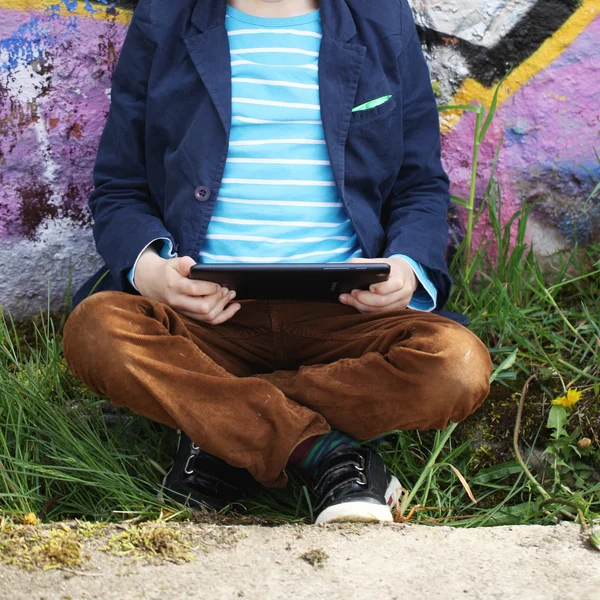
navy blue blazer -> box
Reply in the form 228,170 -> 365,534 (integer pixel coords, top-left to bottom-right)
74,0 -> 455,315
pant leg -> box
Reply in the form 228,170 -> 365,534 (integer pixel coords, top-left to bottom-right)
62,292 -> 329,487
258,302 -> 493,439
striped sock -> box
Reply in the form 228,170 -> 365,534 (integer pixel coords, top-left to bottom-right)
289,430 -> 359,474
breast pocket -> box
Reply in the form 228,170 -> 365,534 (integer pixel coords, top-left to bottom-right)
350,94 -> 397,125
344,88 -> 403,205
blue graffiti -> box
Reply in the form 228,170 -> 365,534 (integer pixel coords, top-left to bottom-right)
83,1 -> 101,14
46,0 -> 111,17
0,1 -> 125,71
60,0 -> 78,11
0,18 -> 47,70
0,10 -> 80,71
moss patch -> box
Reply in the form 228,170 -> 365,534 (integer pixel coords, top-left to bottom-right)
73,520 -> 109,539
300,548 -> 328,568
101,524 -> 193,564
0,524 -> 88,571
0,520 -> 250,569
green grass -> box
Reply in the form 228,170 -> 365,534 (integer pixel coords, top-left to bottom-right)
0,313 -> 183,521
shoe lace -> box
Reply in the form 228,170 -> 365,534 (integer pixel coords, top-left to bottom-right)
184,442 -> 201,476
183,442 -> 256,494
313,450 -> 368,504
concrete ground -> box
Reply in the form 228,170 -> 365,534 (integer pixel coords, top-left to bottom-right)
0,522 -> 598,600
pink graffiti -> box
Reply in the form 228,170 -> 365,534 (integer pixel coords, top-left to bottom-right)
442,16 -> 600,246
0,5 -> 127,239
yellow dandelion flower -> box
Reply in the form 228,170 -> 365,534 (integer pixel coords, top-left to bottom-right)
22,512 -> 38,526
551,388 -> 582,410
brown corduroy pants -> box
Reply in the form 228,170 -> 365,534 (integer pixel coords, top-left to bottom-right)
62,291 -> 493,487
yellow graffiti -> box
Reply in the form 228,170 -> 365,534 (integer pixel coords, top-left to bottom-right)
0,0 -> 132,25
441,0 -> 600,133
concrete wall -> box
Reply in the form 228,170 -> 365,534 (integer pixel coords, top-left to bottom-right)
1,0 -> 599,317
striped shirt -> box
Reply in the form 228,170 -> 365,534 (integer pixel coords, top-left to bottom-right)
200,6 -> 361,264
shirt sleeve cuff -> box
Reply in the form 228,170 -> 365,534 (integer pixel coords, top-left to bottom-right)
128,238 -> 177,292
389,254 -> 438,312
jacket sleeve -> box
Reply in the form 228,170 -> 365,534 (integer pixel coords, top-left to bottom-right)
382,2 -> 452,309
389,254 -> 437,312
89,0 -> 174,292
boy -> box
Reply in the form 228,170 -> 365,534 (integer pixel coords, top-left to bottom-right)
63,0 -> 493,524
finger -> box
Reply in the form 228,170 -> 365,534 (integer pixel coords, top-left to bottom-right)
347,258 -> 397,293
173,279 -> 222,298
168,262 -> 222,297
340,293 -> 377,313
203,288 -> 236,317
178,297 -> 240,324
348,257 -> 372,264
169,257 -> 222,295
348,288 -> 407,308
205,302 -> 241,325
173,256 -> 196,277
187,279 -> 223,297
369,277 -> 404,295
343,296 -> 409,313
341,292 -> 410,313
173,288 -> 229,316
204,290 -> 237,322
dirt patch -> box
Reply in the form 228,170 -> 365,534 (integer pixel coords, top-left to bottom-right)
457,382 -> 600,471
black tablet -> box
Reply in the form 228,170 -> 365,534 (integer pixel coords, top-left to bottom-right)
189,263 -> 391,302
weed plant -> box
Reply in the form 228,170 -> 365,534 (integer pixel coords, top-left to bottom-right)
0,84 -> 599,528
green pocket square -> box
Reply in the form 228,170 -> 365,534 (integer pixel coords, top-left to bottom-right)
352,95 -> 393,112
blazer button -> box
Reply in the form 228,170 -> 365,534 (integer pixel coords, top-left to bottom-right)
194,186 -> 211,201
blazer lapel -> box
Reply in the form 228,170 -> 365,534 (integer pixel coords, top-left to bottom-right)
180,0 -> 365,188
319,0 -> 366,195
182,0 -> 231,136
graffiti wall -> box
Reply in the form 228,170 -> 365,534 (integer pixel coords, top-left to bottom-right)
0,0 -> 129,316
419,0 -> 600,254
0,0 -> 599,316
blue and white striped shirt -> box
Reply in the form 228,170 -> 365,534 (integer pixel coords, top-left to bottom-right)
202,7 -> 360,264
131,6 -> 437,310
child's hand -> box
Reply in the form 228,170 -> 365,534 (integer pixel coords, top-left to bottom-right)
134,248 -> 241,324
338,257 -> 418,313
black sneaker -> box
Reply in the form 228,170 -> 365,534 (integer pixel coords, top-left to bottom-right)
311,445 -> 401,524
159,430 -> 258,511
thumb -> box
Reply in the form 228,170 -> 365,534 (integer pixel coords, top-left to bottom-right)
348,257 -> 371,264
172,256 -> 197,278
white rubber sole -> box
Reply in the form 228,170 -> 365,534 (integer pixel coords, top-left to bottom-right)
315,476 -> 402,525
